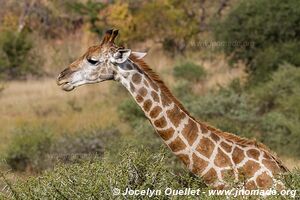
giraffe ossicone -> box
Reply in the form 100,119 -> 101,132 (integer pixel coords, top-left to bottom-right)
57,29 -> 288,189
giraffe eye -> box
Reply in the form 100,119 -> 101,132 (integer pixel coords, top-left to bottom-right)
87,58 -> 98,65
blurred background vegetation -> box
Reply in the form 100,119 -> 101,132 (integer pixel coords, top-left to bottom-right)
0,0 -> 300,199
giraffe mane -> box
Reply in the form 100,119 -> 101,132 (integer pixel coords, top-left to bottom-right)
202,123 -> 289,171
130,55 -> 289,172
130,55 -> 191,115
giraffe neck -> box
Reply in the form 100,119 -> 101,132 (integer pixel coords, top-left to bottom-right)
115,59 -> 206,170
114,58 -> 286,189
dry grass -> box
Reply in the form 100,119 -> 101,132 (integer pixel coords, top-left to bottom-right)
0,78 -> 119,152
0,46 -> 246,153
282,157 -> 300,170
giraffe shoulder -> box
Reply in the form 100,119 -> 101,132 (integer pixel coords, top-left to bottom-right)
199,122 -> 289,173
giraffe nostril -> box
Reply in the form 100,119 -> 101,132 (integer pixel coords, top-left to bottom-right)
57,68 -> 73,85
57,73 -> 70,86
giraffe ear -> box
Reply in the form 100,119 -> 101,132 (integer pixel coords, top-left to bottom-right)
131,51 -> 147,59
111,49 -> 131,64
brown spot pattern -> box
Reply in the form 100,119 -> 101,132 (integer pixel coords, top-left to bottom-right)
138,87 -> 148,97
262,159 -> 281,174
263,152 -> 271,160
256,172 -> 273,189
143,100 -> 152,112
149,79 -> 158,91
161,92 -> 171,107
149,106 -> 162,118
158,127 -> 175,140
245,180 -> 257,190
240,160 -> 260,178
182,119 -> 198,145
200,124 -> 208,134
135,95 -> 144,103
169,136 -> 186,152
196,137 -> 215,158
192,153 -> 209,175
132,73 -> 142,84
220,142 -> 232,153
211,132 -> 220,142
214,148 -> 232,167
154,116 -> 167,128
151,91 -> 159,103
166,106 -> 186,127
247,149 -> 260,160
232,147 -> 245,164
203,168 -> 217,184
177,154 -> 190,166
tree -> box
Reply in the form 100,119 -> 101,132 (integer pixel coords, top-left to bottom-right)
214,0 -> 300,83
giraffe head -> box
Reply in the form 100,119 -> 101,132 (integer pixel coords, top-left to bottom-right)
57,29 -> 146,91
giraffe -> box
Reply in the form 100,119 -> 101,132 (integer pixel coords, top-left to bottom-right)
57,29 -> 288,189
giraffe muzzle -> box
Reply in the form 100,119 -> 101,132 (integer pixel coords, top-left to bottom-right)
57,69 -> 76,91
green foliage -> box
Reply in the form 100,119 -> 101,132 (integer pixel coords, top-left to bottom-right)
68,0 -> 106,35
3,144 -> 300,199
4,126 -> 53,172
0,30 -> 41,79
117,98 -> 159,149
173,62 -> 206,82
172,62 -> 206,104
186,80 -> 257,138
4,146 -> 206,200
70,0 -> 202,52
214,0 -> 300,83
251,65 -> 300,156
284,169 -> 300,197
133,1 -> 199,53
4,126 -> 119,172
118,98 -> 145,123
186,64 -> 300,157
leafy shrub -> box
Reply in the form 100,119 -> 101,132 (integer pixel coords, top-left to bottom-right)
250,42 -> 300,83
252,65 -> 300,156
173,80 -> 194,105
0,30 -> 41,79
51,132 -> 104,164
117,97 -> 161,150
4,126 -> 119,172
3,145 -> 299,199
118,98 -> 145,124
214,0 -> 300,82
68,0 -> 107,35
5,126 -> 53,172
173,62 -> 206,82
186,82 -> 258,139
186,64 -> 300,157
4,146 -> 206,200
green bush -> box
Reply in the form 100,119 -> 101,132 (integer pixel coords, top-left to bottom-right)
2,146 -> 206,200
0,29 -> 41,79
250,42 -> 300,83
4,126 -> 53,172
117,98 -> 162,150
186,82 -> 257,139
173,62 -> 206,83
214,0 -> 300,83
185,64 -> 300,157
4,126 -> 120,172
3,145 -> 300,199
118,98 -> 145,122
50,130 -> 111,164
251,65 -> 300,156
